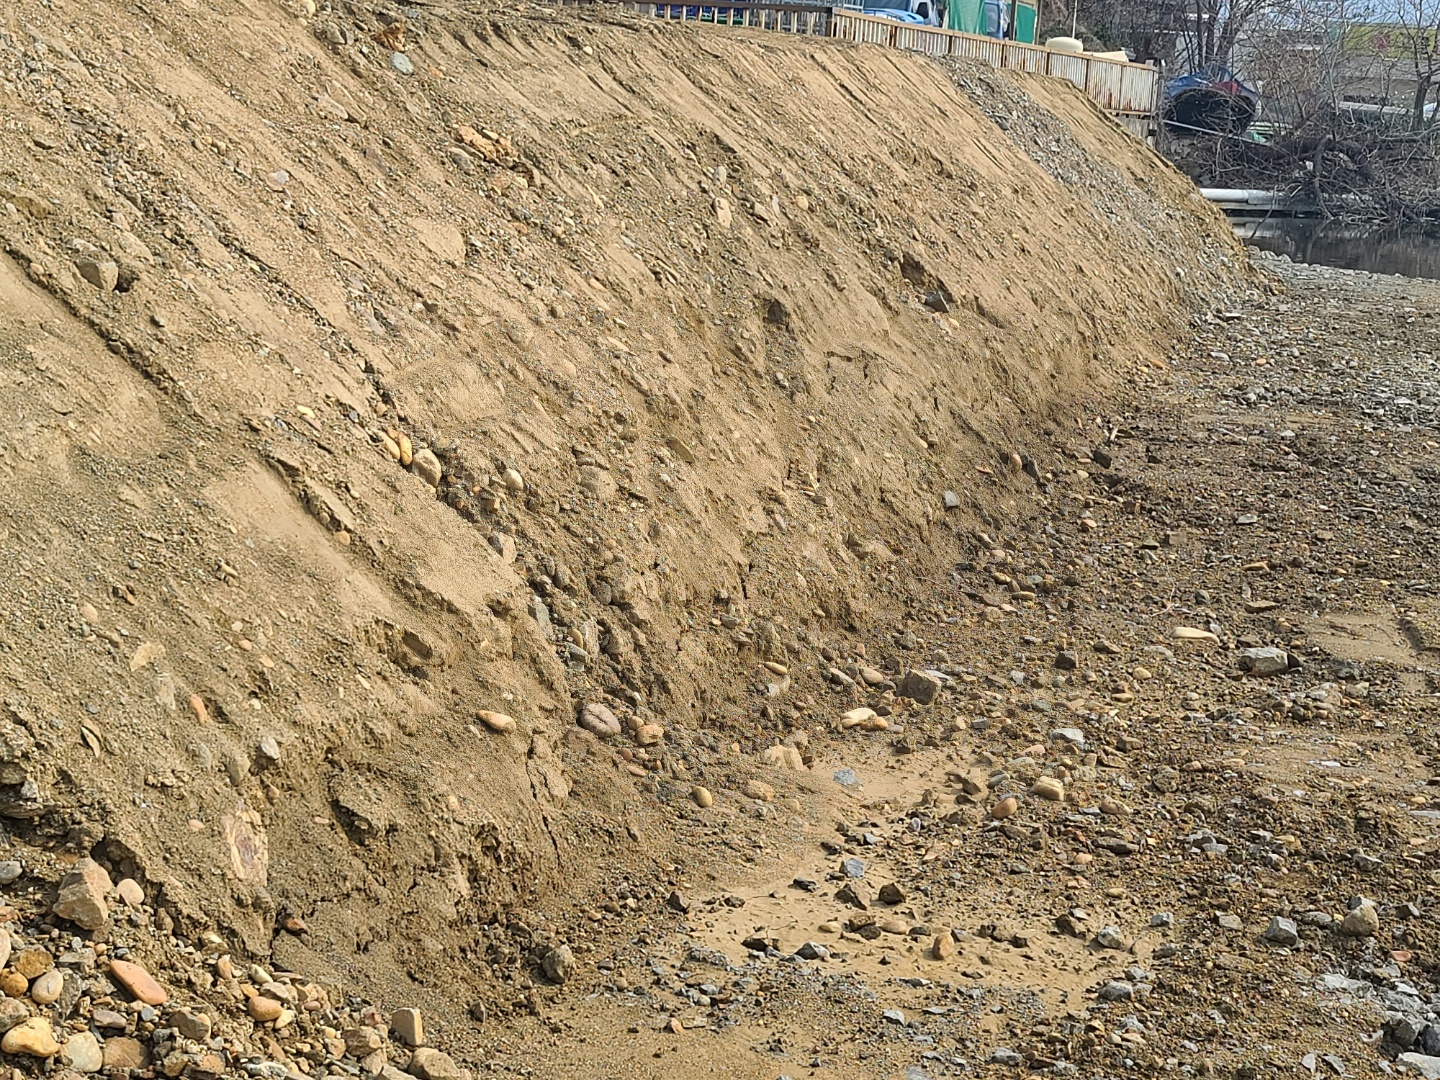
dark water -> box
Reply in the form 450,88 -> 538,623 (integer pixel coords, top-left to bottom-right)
1236,218 -> 1440,279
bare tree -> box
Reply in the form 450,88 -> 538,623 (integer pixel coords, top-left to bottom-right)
1158,0 -> 1440,224
1380,0 -> 1440,126
1065,0 -> 1336,69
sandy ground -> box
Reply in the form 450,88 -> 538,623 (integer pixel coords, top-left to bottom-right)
2,0 -> 1437,1077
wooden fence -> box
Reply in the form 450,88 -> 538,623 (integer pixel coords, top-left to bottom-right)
554,0 -> 1161,133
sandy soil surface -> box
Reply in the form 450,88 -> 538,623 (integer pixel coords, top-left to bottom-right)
2,0 -> 1438,1077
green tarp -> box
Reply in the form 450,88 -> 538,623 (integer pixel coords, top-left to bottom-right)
946,0 -> 1038,43
946,0 -> 983,34
1012,1 -> 1037,43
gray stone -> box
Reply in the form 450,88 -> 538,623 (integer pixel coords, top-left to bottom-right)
91,1009 -> 127,1031
389,52 -> 415,75
0,998 -> 29,1032
841,857 -> 865,878
1238,647 -> 1290,676
991,1048 -> 1023,1066
1398,1053 -> 1440,1079
1423,1025 -> 1440,1056
795,941 -> 829,960
1098,981 -> 1134,1001
1092,926 -> 1126,950
1262,916 -> 1299,946
0,861 -> 21,885
942,490 -> 960,510
60,1030 -> 102,1073
1051,727 -> 1086,750
897,669 -> 942,705
446,147 -> 473,173
1389,1015 -> 1426,1049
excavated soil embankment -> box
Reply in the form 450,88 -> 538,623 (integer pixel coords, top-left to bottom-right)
0,0 -> 1243,1066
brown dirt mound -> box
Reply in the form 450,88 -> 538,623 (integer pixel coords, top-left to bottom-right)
0,0 -> 1239,1028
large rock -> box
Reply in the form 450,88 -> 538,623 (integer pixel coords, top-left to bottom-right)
1341,902 -> 1380,937
61,1031 -> 103,1073
102,1037 -> 150,1071
836,881 -> 871,909
408,1047 -> 462,1080
107,959 -> 167,1005
410,449 -> 443,487
1238,647 -> 1290,676
0,998 -> 29,1032
75,256 -> 119,292
172,1009 -> 212,1041
1399,1054 -> 1440,1080
542,944 -> 575,984
391,1007 -> 424,1048
1389,1015 -> 1426,1049
1262,916 -> 1299,946
1031,777 -> 1065,801
760,744 -> 805,770
52,857 -> 113,931
1,1017 -> 59,1057
897,669 -> 942,705
344,1026 -> 383,1056
578,703 -> 621,738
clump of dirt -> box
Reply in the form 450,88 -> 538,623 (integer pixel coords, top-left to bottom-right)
0,0 -> 1242,1058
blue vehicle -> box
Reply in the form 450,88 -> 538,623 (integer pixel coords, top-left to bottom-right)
864,7 -> 927,21
1164,65 -> 1259,137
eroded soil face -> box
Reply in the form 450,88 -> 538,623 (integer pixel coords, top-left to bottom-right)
4,0 -> 1437,1077
474,256 -> 1439,1080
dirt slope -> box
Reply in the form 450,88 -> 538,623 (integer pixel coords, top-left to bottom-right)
0,0 -> 1242,1058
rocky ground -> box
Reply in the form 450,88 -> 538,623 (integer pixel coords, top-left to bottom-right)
2,0 -> 1438,1076
1,251 -> 1437,1079
462,251 -> 1440,1080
